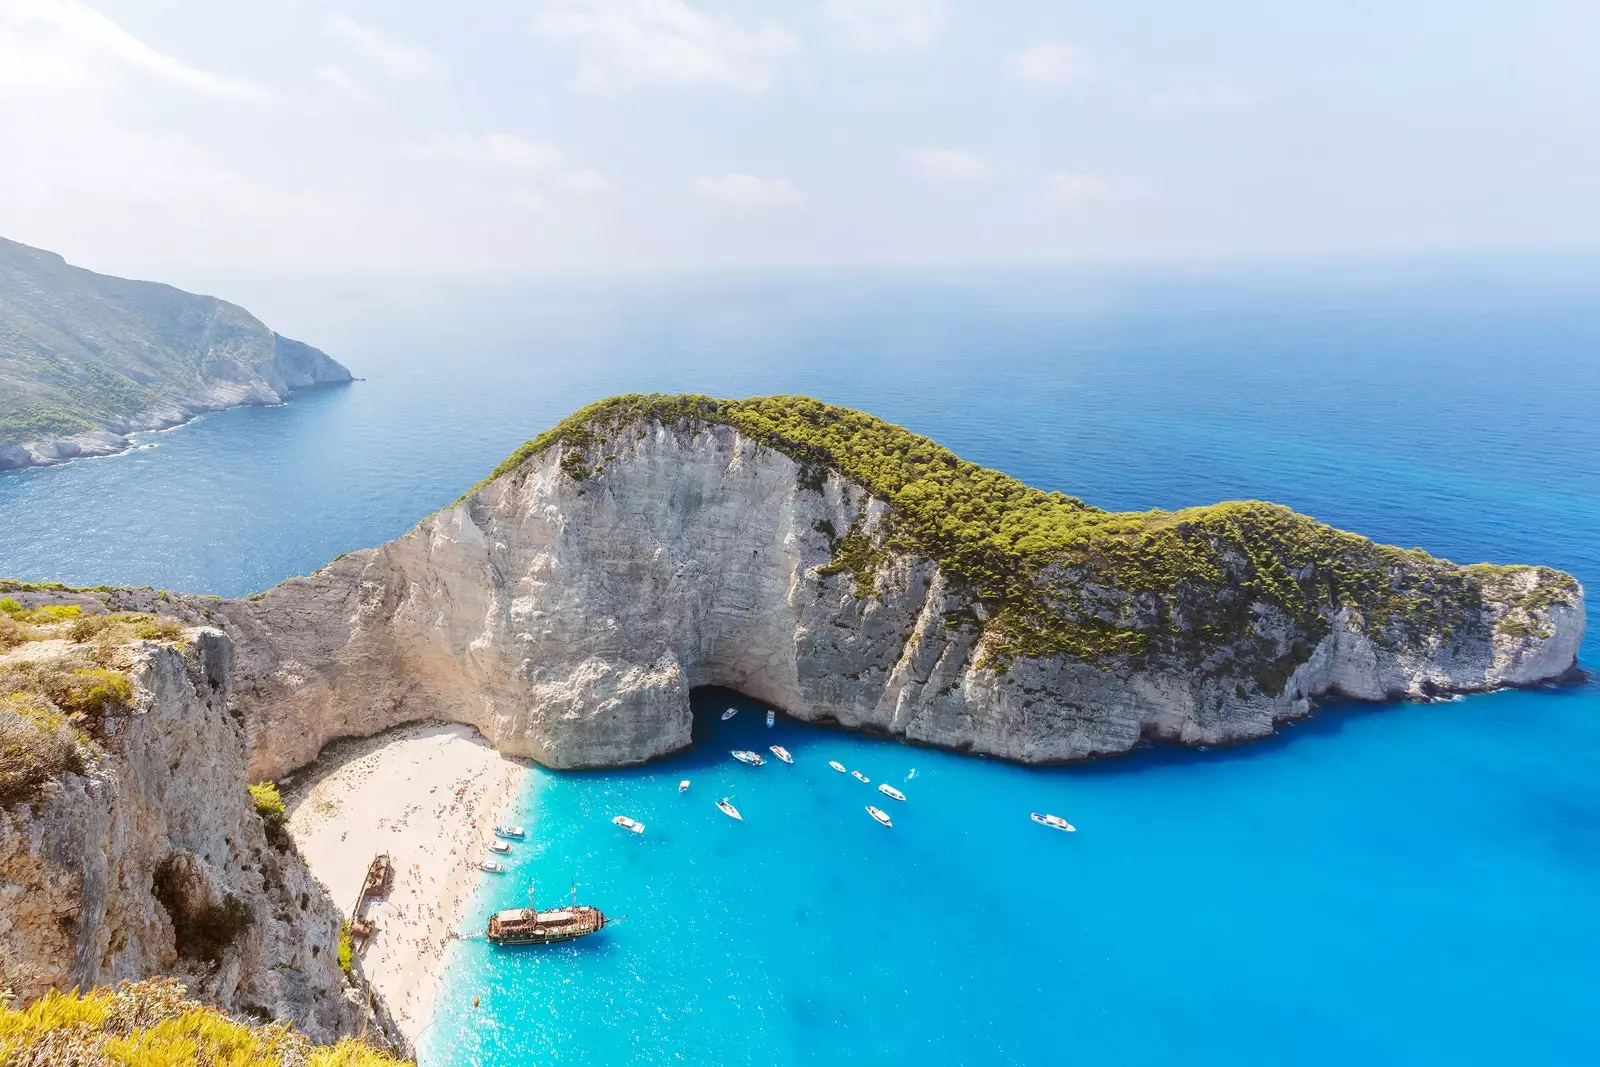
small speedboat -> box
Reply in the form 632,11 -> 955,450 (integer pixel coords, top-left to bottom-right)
612,815 -> 645,834
766,710 -> 775,727
494,825 -> 526,840
877,783 -> 906,802
829,761 -> 848,774
769,745 -> 793,764
716,797 -> 743,821
851,770 -> 870,784
1030,813 -> 1076,832
721,707 -> 738,721
866,805 -> 893,828
479,860 -> 506,873
679,779 -> 690,793
488,839 -> 512,854
732,750 -> 765,766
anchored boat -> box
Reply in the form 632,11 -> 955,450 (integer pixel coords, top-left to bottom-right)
766,710 -> 775,727
487,884 -> 609,947
489,839 -> 512,854
612,815 -> 645,834
479,860 -> 506,873
1030,813 -> 1076,832
716,797 -> 743,821
851,770 -> 870,784
877,783 -> 906,802
679,779 -> 691,793
866,805 -> 893,828
731,750 -> 765,766
829,761 -> 848,774
494,825 -> 526,840
721,707 -> 738,721
769,745 -> 793,764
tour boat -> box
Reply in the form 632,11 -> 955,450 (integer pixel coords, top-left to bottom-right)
487,884 -> 609,947
866,805 -> 893,828
612,815 -> 645,834
494,825 -> 526,840
829,761 -> 848,774
716,797 -> 743,821
479,860 -> 506,873
851,770 -> 870,784
1030,813 -> 1076,832
766,710 -> 775,727
721,707 -> 738,721
877,783 -> 906,802
769,745 -> 793,764
679,779 -> 690,793
489,840 -> 512,854
731,750 -> 765,766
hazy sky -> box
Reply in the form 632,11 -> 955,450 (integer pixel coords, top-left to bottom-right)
3,0 -> 1598,278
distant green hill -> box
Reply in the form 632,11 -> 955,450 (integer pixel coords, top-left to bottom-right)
0,237 -> 350,469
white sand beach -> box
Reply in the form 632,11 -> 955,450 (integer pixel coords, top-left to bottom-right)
283,721 -> 528,1043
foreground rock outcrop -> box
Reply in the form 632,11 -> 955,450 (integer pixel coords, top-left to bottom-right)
0,236 -> 351,471
186,395 -> 1583,780
0,621 -> 402,1052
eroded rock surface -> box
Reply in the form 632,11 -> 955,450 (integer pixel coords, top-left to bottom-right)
190,420 -> 1584,780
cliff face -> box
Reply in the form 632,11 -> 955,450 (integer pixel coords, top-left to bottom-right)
0,236 -> 351,471
0,631 -> 399,1051
201,414 -> 1584,781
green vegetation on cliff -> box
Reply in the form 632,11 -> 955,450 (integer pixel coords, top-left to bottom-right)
0,979 -> 409,1065
476,394 -> 1580,680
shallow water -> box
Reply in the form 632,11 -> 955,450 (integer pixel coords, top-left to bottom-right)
2,261 -> 1596,1064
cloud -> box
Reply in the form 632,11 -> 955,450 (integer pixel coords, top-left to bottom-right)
908,147 -> 989,181
533,0 -> 798,94
823,0 -> 944,52
0,0 -> 269,101
402,132 -> 566,173
314,64 -> 374,103
1007,40 -> 1088,87
691,173 -> 805,209
563,169 -> 613,193
325,12 -> 435,79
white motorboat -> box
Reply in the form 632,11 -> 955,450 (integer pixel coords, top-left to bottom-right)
877,783 -> 906,802
732,750 -> 765,766
494,825 -> 526,840
721,707 -> 738,721
488,839 -> 512,854
766,710 -> 775,727
866,805 -> 893,828
851,770 -> 870,784
478,860 -> 506,873
716,797 -> 743,821
1030,813 -> 1076,832
612,815 -> 645,834
679,779 -> 691,793
829,761 -> 848,774
769,745 -> 793,764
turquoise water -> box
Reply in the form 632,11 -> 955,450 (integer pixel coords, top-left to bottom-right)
2,262 -> 1598,1063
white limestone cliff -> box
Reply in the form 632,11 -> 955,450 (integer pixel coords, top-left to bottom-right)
0,631 -> 403,1052
190,419 -> 1584,781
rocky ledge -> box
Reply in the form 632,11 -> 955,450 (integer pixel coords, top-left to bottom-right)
177,394 -> 1582,780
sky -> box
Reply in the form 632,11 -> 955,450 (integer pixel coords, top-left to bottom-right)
2,0 -> 1599,281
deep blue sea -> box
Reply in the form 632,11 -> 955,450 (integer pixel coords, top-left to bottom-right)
2,260 -> 1597,1064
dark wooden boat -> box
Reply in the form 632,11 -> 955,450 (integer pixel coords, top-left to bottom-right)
487,884 -> 610,946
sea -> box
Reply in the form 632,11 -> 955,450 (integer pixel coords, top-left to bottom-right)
2,258 -> 1597,1065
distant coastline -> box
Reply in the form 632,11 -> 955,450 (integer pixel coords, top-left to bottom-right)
0,378 -> 353,474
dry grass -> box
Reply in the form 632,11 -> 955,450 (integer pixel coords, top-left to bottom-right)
0,979 -> 412,1066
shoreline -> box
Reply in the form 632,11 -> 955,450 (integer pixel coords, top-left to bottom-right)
0,380 -> 353,474
282,720 -> 530,1043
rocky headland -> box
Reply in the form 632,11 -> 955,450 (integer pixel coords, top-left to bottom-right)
0,237 -> 351,472
196,394 -> 1585,779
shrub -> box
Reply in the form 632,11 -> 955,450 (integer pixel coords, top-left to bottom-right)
250,781 -> 293,850
0,693 -> 85,805
151,857 -> 254,964
338,922 -> 354,976
48,668 -> 133,719
0,598 -> 21,614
